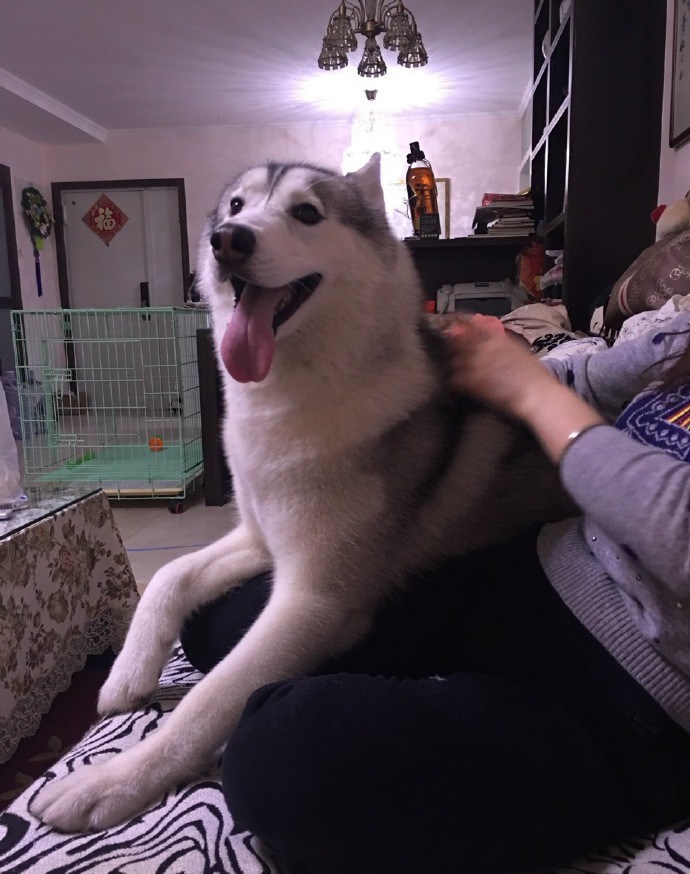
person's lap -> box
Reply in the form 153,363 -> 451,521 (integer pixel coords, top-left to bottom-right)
180,531 -> 690,874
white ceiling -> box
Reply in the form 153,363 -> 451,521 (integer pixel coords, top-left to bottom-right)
0,0 -> 533,144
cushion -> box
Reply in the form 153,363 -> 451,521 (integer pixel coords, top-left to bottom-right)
604,228 -> 690,329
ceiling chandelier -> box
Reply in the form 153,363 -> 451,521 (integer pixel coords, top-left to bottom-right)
318,0 -> 428,79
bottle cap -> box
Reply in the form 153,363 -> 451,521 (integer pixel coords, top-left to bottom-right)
407,141 -> 425,163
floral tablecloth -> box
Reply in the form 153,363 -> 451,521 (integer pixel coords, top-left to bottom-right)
0,490 -> 138,763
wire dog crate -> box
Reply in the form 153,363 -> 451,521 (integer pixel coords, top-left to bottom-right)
12,307 -> 211,509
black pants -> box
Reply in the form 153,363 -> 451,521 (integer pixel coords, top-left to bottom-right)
180,530 -> 690,874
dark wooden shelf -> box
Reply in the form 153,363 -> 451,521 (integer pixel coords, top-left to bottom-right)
405,236 -> 530,298
524,0 -> 665,330
550,95 -> 570,129
405,236 -> 531,249
550,9 -> 572,56
533,60 -> 548,91
533,130 -> 548,155
539,213 -> 564,236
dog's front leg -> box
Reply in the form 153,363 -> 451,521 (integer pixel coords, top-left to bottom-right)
98,522 -> 270,715
30,577 -> 371,833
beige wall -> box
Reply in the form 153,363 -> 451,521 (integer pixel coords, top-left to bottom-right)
0,126 -> 60,308
3,111 -> 522,308
46,114 -> 522,266
659,0 -> 690,203
5,0 -> 686,310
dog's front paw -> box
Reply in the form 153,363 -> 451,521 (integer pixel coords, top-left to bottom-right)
97,655 -> 159,716
29,763 -> 148,832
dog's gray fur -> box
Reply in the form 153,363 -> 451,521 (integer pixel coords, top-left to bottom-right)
31,154 -> 569,833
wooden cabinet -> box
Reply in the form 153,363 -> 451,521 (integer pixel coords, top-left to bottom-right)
523,0 -> 666,329
405,236 -> 530,300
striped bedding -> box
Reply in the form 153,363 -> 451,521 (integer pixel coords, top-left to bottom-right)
1,647 -> 688,874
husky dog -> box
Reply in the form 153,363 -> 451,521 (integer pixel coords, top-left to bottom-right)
31,154 -> 567,832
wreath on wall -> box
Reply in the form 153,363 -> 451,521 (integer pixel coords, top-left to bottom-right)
21,186 -> 53,298
21,186 -> 53,247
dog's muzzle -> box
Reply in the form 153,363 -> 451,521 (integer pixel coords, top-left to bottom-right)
210,225 -> 255,268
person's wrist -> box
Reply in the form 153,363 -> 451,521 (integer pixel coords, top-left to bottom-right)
506,372 -> 562,423
511,380 -> 606,463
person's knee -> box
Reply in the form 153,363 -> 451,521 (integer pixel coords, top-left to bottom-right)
221,676 -> 353,839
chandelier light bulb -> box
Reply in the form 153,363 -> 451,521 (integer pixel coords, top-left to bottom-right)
318,37 -> 349,70
398,30 -> 428,68
318,0 -> 427,79
357,36 -> 388,78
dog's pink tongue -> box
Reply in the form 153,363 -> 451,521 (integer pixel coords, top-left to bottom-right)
220,284 -> 287,383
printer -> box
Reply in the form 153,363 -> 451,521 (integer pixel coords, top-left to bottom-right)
435,282 -> 513,317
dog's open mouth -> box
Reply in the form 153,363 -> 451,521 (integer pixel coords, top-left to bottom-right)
231,273 -> 321,333
221,273 -> 322,384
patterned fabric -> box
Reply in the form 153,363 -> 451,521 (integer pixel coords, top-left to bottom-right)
535,823 -> 690,873
615,382 -> 690,462
538,335 -> 609,361
530,331 -> 580,356
0,647 -> 281,874
0,646 -> 688,873
614,293 -> 690,346
603,227 -> 690,330
0,491 -> 138,763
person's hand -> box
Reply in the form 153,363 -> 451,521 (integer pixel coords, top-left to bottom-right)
443,315 -> 557,420
442,314 -> 606,463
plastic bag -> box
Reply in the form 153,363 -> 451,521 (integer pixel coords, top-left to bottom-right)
0,382 -> 21,504
1,372 -> 21,439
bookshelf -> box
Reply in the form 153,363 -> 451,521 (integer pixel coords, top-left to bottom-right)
522,0 -> 666,330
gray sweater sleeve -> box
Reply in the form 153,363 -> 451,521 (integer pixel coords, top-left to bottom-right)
544,313 -> 690,599
559,425 -> 690,600
542,315 -> 690,421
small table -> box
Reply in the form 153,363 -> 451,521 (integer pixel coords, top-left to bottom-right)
0,488 -> 138,763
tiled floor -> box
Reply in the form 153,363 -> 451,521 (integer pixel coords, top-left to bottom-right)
110,490 -> 235,592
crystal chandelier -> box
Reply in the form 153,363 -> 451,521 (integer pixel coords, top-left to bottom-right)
318,0 -> 428,79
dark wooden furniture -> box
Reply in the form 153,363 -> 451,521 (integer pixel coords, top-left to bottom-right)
405,236 -> 530,300
0,164 -> 23,374
523,0 -> 666,330
197,327 -> 231,506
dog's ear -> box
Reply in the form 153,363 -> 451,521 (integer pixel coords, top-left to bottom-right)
346,152 -> 385,212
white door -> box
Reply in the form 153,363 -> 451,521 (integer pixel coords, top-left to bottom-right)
60,187 -> 185,410
61,186 -> 184,309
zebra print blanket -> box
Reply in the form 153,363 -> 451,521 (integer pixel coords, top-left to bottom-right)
0,647 -> 688,874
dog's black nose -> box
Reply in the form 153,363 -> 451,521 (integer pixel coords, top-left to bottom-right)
210,226 -> 256,264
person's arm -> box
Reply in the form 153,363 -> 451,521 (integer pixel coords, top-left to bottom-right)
557,424 -> 690,597
444,319 -> 604,464
535,314 -> 690,421
444,315 -> 690,594
445,313 -> 690,460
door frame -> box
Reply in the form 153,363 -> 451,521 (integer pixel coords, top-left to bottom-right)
0,164 -> 23,373
51,178 -> 190,309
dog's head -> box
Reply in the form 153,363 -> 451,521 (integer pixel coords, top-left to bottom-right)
199,153 -> 395,383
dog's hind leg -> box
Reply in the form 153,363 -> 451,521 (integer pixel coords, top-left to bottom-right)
98,522 -> 270,716
31,569 -> 371,833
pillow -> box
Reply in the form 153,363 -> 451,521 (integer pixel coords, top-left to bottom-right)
603,228 -> 690,329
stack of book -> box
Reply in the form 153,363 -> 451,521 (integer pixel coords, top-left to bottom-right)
472,192 -> 534,236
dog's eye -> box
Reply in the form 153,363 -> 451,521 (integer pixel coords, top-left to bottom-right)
230,197 -> 243,216
291,203 -> 323,226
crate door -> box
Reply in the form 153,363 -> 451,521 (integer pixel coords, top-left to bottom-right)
60,187 -> 184,309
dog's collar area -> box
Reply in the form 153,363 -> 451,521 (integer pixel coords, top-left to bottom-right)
230,273 -> 321,332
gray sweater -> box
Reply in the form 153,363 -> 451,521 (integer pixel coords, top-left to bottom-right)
538,313 -> 690,733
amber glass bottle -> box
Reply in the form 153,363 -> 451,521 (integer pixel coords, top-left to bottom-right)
406,142 -> 441,238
